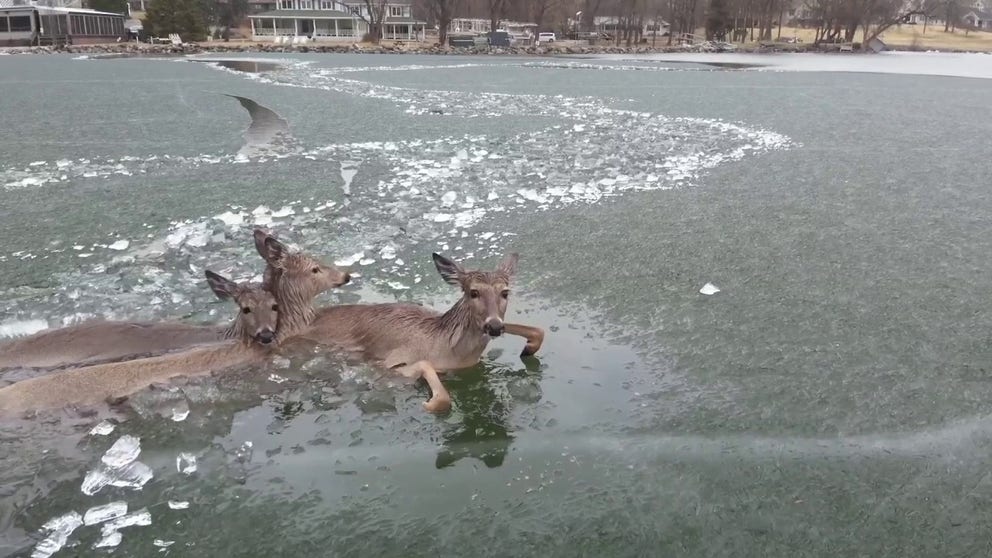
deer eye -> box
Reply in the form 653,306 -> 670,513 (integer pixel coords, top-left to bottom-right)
501,290 -> 509,299
312,267 -> 321,274
271,304 -> 278,312
242,307 -> 252,314
469,289 -> 480,299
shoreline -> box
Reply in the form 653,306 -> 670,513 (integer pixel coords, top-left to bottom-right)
4,41 -> 991,57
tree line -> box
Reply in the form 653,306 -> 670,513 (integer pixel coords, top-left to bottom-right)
126,0 -> 980,47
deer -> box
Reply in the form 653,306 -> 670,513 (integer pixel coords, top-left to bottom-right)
252,228 -> 350,340
288,252 -> 545,414
0,230 -> 349,372
0,271 -> 280,415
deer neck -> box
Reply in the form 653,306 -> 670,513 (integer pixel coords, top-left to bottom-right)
435,297 -> 490,358
272,280 -> 315,340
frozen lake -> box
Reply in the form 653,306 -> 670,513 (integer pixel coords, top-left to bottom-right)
2,52 -> 992,557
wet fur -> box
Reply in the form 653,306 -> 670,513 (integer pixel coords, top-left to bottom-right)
0,272 -> 278,415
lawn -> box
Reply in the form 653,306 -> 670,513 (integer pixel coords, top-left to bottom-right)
746,24 -> 992,51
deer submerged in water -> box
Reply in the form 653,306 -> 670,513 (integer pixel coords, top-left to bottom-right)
0,229 -> 349,372
292,252 -> 545,413
0,271 -> 280,415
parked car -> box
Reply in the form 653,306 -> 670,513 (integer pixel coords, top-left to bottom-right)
537,32 -> 556,43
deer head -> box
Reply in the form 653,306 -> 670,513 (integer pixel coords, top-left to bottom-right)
205,270 -> 279,345
253,228 -> 351,299
433,252 -> 518,337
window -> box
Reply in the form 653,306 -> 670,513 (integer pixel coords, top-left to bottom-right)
0,17 -> 8,32
9,16 -> 31,31
319,0 -> 334,9
389,5 -> 403,17
299,0 -> 312,8
277,0 -> 293,9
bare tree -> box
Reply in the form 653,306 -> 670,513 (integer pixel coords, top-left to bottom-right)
428,0 -> 460,44
488,0 -> 509,31
582,0 -> 604,30
850,0 -> 926,47
942,0 -> 960,31
529,0 -> 559,30
358,0 -> 388,42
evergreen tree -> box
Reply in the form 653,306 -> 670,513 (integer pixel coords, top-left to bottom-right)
142,0 -> 209,41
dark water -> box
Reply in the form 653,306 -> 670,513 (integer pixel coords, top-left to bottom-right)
1,53 -> 992,557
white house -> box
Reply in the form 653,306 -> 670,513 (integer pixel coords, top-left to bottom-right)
448,18 -> 537,37
248,0 -> 425,41
568,15 -> 669,38
962,7 -> 992,28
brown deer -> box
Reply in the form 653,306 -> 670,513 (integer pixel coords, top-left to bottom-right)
252,228 -> 350,340
0,271 -> 279,415
290,252 -> 545,413
0,230 -> 349,372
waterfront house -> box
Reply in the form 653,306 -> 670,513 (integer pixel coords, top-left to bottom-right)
0,3 -> 125,45
247,0 -> 425,41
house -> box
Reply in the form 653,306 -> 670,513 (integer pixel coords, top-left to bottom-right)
962,8 -> 992,28
447,18 -> 537,40
0,4 -> 125,45
568,16 -> 671,37
247,0 -> 425,41
904,12 -> 945,26
568,16 -> 669,38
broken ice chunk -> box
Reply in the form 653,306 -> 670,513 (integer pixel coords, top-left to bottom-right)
699,283 -> 720,295
335,252 -> 364,267
83,502 -> 128,526
101,435 -> 141,467
89,420 -> 115,436
176,453 -> 197,475
32,511 -> 84,558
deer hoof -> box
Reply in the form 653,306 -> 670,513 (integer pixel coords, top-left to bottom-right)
423,395 -> 452,414
521,340 -> 544,357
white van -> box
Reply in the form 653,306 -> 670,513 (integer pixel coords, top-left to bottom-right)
537,32 -> 556,43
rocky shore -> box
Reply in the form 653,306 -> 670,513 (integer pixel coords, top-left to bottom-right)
5,39 -> 983,57
0,40 -> 806,57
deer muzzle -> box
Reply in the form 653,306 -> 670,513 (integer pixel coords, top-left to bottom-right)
256,329 -> 276,344
483,318 -> 504,337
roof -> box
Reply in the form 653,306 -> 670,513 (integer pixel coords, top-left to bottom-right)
0,5 -> 125,15
963,8 -> 992,18
250,9 -> 353,18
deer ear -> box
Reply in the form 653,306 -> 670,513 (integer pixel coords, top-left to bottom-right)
205,270 -> 238,300
432,253 -> 464,285
496,253 -> 518,277
259,236 -> 287,264
253,228 -> 271,258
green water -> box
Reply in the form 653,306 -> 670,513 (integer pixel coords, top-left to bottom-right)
2,53 -> 992,557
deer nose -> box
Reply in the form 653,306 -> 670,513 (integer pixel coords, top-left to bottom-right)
256,329 -> 276,344
341,273 -> 351,285
484,319 -> 504,337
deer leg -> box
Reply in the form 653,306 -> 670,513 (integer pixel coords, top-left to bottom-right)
503,323 -> 545,357
397,360 -> 451,414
